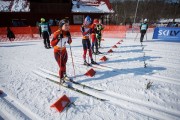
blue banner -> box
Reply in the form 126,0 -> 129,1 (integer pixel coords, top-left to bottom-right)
153,27 -> 180,40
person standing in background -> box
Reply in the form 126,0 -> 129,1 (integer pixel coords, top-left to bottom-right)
7,27 -> 15,42
39,18 -> 52,49
91,18 -> 102,54
140,18 -> 148,42
81,16 -> 97,65
96,19 -> 104,48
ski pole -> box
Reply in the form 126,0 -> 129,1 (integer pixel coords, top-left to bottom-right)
134,32 -> 138,41
69,44 -> 76,78
59,37 -> 63,90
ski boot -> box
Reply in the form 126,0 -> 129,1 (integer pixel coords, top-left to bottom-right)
91,59 -> 98,64
45,45 -> 48,49
60,78 -> 65,85
84,60 -> 91,66
97,51 -> 102,54
63,73 -> 69,81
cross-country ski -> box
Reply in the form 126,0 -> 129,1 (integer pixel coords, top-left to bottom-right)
1,0 -> 180,120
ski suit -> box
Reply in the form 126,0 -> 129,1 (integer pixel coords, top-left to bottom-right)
91,23 -> 99,53
96,24 -> 104,48
39,22 -> 52,48
51,30 -> 72,79
140,22 -> 148,42
7,27 -> 15,41
81,25 -> 93,62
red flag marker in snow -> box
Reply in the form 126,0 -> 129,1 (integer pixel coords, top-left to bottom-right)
108,49 -> 113,53
84,68 -> 96,77
50,95 -> 70,112
100,56 -> 108,62
112,45 -> 117,48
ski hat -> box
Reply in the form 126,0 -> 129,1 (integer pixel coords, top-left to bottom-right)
93,19 -> 99,24
144,18 -> 147,22
84,16 -> 92,25
41,18 -> 45,22
59,19 -> 69,28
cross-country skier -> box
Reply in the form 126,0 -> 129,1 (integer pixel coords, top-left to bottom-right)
39,18 -> 52,49
140,18 -> 148,42
7,27 -> 15,42
81,16 -> 97,65
51,19 -> 72,83
96,19 -> 104,48
91,19 -> 102,54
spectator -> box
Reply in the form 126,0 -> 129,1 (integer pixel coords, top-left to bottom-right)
139,18 -> 148,42
39,18 -> 52,49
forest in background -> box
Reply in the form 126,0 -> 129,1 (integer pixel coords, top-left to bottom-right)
110,0 -> 180,25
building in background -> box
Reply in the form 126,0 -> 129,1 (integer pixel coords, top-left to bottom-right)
0,0 -> 113,27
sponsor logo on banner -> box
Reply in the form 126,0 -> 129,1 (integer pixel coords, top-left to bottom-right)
153,27 -> 180,40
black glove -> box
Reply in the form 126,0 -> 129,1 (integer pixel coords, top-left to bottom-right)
66,31 -> 71,37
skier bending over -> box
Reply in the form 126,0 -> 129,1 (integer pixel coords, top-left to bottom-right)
51,19 -> 72,83
140,18 -> 148,42
81,16 -> 97,65
39,18 -> 52,49
7,27 -> 15,42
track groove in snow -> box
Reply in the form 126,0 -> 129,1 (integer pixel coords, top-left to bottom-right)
143,74 -> 180,86
34,69 -> 180,120
1,34 -> 180,120
0,92 -> 42,120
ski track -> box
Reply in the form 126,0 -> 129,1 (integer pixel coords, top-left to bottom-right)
144,51 -> 180,61
33,69 -> 180,120
1,34 -> 180,120
143,74 -> 180,86
0,91 -> 42,120
69,57 -> 117,71
72,53 -> 180,86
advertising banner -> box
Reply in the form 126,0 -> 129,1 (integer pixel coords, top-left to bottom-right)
153,27 -> 180,40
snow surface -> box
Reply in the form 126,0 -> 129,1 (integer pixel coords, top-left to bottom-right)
0,0 -> 30,12
0,32 -> 180,120
72,1 -> 114,13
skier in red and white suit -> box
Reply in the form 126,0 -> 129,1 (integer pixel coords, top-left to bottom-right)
51,19 -> 72,81
91,19 -> 101,54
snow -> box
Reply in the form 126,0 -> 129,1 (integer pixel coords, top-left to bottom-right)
0,31 -> 180,120
159,18 -> 180,23
72,1 -> 114,13
0,0 -> 30,12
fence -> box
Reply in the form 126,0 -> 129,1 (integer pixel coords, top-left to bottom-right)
0,25 -> 127,42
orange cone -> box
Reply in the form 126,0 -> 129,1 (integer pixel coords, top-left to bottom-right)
84,68 -> 96,77
108,49 -> 113,53
112,45 -> 117,48
100,56 -> 108,62
50,95 -> 70,112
